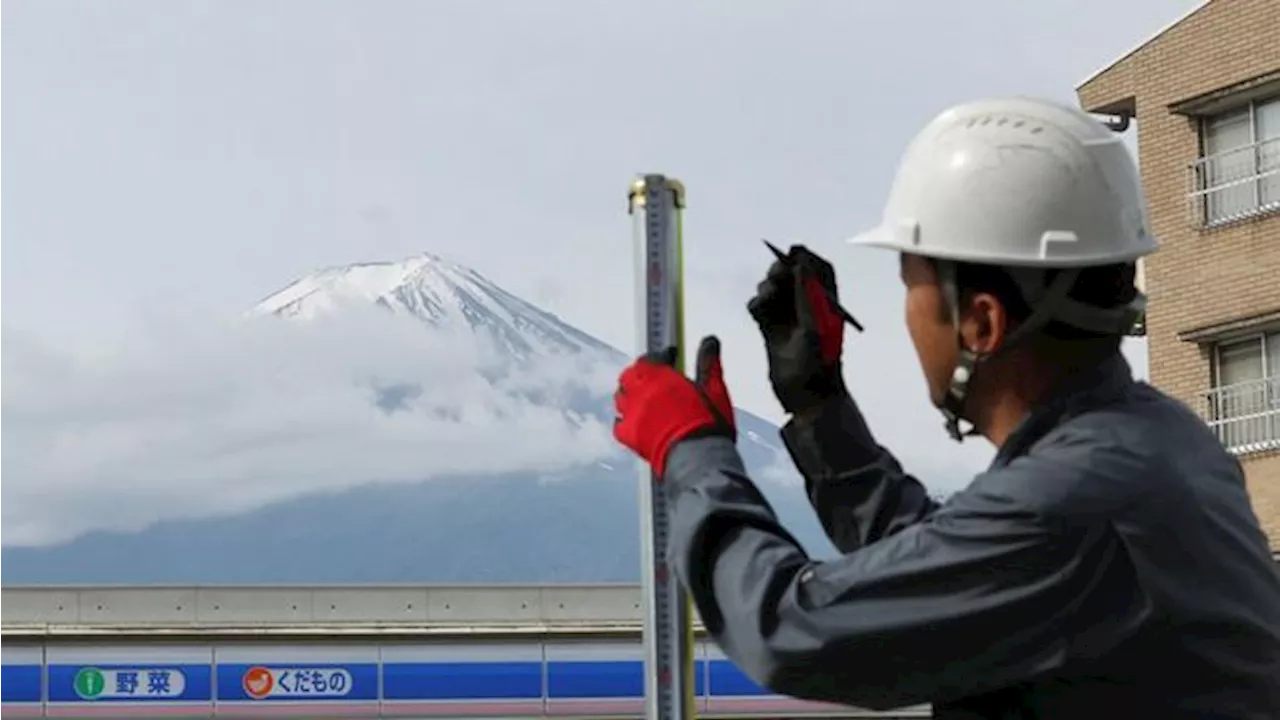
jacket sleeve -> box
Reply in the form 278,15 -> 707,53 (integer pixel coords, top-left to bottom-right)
662,436 -> 1152,711
779,392 -> 938,552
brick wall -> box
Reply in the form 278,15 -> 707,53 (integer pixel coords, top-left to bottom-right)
1077,0 -> 1280,546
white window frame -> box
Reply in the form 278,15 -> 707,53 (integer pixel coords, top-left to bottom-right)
1208,329 -> 1280,454
1191,95 -> 1280,227
1212,332 -> 1275,384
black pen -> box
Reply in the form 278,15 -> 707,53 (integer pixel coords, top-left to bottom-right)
763,239 -> 865,333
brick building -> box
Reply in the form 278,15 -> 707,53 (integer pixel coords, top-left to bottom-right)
1076,0 -> 1280,546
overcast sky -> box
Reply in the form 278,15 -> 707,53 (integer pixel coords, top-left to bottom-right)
2,0 -> 1202,545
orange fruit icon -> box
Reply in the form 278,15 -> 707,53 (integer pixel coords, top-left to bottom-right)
242,667 -> 274,699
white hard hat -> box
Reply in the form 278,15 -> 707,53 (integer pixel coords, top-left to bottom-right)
848,96 -> 1158,267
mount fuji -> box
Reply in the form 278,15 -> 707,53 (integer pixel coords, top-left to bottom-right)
1,253 -> 836,584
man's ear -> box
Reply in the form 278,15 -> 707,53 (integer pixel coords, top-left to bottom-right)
959,292 -> 1008,355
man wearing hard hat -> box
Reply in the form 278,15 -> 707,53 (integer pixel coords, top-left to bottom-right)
612,97 -> 1280,718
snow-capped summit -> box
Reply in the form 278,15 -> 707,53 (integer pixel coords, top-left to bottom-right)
252,252 -> 618,360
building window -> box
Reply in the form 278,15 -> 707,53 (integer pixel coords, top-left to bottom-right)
1189,95 -> 1280,226
1207,330 -> 1280,454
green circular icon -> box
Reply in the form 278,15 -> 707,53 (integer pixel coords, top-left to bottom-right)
74,668 -> 105,699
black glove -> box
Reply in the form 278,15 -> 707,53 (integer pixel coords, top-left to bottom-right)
747,244 -> 846,416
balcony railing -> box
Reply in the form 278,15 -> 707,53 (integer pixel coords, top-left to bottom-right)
1188,136 -> 1280,227
1204,376 -> 1280,455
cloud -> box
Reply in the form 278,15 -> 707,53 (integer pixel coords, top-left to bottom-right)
0,307 -> 621,547
750,438 -> 804,488
0,277 -> 1153,550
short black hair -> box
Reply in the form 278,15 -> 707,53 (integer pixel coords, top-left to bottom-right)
931,259 -> 1138,351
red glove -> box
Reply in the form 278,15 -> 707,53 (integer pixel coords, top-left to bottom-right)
613,335 -> 736,476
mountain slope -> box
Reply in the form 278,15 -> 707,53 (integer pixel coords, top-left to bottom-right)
1,253 -> 837,584
0,463 -> 836,584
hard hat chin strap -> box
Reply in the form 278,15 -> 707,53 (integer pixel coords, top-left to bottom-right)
940,347 -> 981,442
936,261 -> 984,442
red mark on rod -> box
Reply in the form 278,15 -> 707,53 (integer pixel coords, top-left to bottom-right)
648,261 -> 662,286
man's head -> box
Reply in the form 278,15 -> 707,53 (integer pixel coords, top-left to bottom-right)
900,254 -> 1138,418
848,96 -> 1158,441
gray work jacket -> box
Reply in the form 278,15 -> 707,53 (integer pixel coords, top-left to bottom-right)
663,355 -> 1280,719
